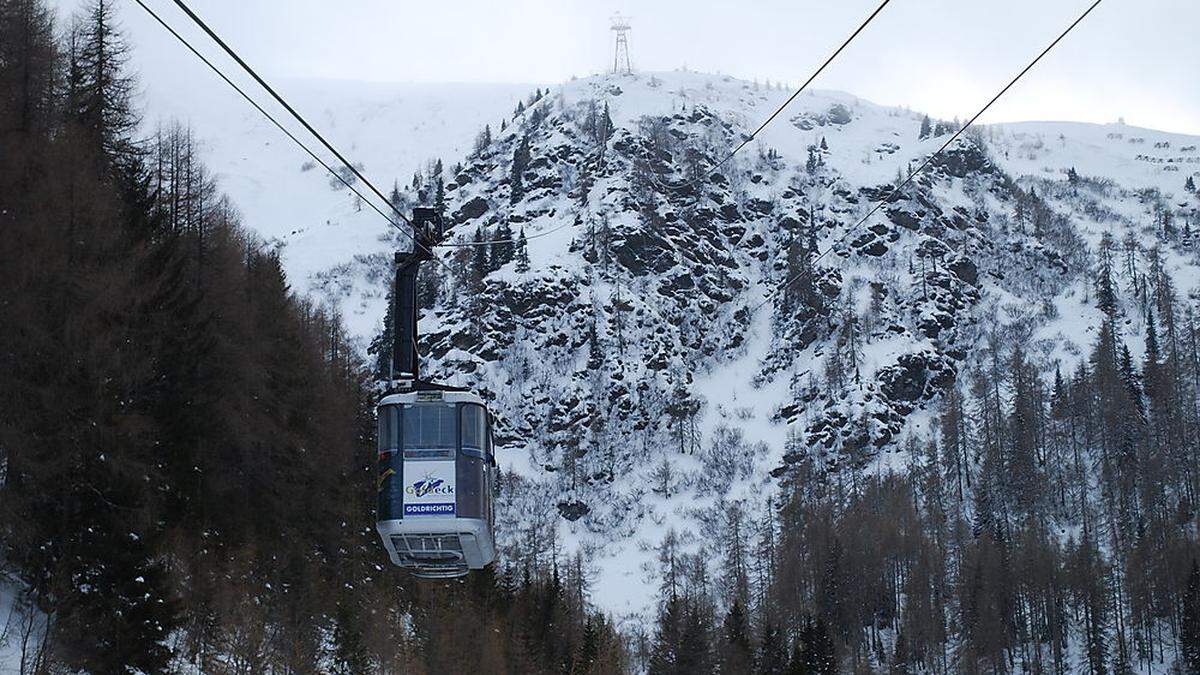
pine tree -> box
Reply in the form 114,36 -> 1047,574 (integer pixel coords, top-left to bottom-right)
586,313 -> 605,372
678,599 -> 714,675
470,226 -> 490,290
940,383 -> 971,500
649,595 -> 686,674
417,263 -> 440,310
601,101 -> 614,145
1078,531 -> 1110,675
578,614 -> 602,672
515,227 -> 531,273
388,180 -> 403,210
368,283 -> 395,379
972,451 -> 995,539
330,597 -> 372,675
0,0 -> 58,134
473,124 -> 492,155
1096,232 -> 1118,316
918,115 -> 932,140
800,616 -> 837,675
510,133 -> 531,204
717,600 -> 753,674
492,221 -> 515,270
1006,342 -> 1044,516
69,0 -> 140,167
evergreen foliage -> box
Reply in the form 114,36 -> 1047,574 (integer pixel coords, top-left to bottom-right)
511,133 -> 531,204
515,227 -> 531,273
0,2 -> 626,671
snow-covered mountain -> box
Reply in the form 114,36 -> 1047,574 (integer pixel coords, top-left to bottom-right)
162,70 -> 1200,625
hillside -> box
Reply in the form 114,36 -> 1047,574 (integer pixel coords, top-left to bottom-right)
259,71 -> 1197,627
137,78 -> 536,337
6,15 -> 1200,663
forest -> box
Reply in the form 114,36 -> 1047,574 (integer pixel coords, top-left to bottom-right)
640,313 -> 1200,673
3,0 -> 1200,673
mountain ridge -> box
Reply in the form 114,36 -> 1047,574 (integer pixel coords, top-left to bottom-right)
148,70 -> 1200,624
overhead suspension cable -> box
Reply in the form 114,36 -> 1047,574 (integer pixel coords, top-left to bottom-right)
435,220 -> 575,247
169,0 -> 412,228
458,0 -> 889,250
652,0 -> 892,192
754,0 -> 1104,315
131,0 -> 418,246
166,0 -> 463,271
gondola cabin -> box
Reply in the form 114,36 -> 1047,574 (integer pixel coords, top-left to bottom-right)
375,387 -> 497,578
376,208 -> 498,578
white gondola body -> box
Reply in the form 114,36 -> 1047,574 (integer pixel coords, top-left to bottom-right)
375,389 -> 497,578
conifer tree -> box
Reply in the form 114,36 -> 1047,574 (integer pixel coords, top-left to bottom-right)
70,0 -> 138,157
1006,343 -> 1044,516
586,312 -> 605,372
0,0 -> 58,134
717,600 -> 753,674
515,227 -> 531,273
1096,232 -> 1118,316
918,115 -> 932,140
756,622 -> 787,675
470,226 -> 490,290
601,101 -> 614,145
510,133 -> 531,204
473,124 -> 492,155
492,221 -> 515,270
940,383 -> 971,500
368,283 -> 395,379
801,616 -> 837,675
650,595 -> 686,674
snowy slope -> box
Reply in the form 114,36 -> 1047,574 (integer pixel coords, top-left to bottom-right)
154,70 -> 1200,628
139,78 -> 536,338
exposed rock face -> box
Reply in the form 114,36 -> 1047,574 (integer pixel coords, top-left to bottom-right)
308,74 -> 1199,594
402,77 -> 1083,514
879,351 -> 956,409
454,196 -> 489,223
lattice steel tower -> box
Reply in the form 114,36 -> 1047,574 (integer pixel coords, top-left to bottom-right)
610,14 -> 632,75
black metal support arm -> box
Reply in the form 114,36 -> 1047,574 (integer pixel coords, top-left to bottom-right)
391,208 -> 443,383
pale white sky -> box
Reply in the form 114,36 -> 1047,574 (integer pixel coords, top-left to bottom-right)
59,0 -> 1200,134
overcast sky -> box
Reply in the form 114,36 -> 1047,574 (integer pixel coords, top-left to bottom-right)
61,0 -> 1200,134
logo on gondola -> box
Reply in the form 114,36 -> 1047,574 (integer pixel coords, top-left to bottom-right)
407,473 -> 454,497
403,465 -> 455,516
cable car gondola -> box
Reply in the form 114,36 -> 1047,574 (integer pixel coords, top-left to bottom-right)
375,209 -> 498,578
